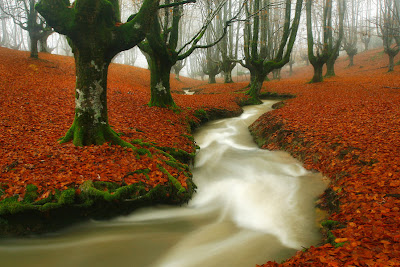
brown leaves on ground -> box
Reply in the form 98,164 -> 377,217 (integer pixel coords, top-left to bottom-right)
0,47 -> 242,200
2,46 -> 400,266
256,48 -> 400,266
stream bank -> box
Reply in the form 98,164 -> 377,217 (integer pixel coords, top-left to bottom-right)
0,100 -> 327,267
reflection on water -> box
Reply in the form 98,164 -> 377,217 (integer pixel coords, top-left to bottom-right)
0,101 -> 327,267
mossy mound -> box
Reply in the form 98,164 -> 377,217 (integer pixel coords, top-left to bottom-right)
0,178 -> 196,236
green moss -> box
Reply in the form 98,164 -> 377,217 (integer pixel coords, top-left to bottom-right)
181,134 -> 194,142
157,146 -> 195,164
241,97 -> 263,105
165,160 -> 189,172
321,219 -> 347,248
158,165 -> 186,194
137,148 -> 152,157
23,184 -> 39,203
94,181 -> 120,192
125,169 -> 151,180
0,195 -> 19,204
194,109 -> 209,122
0,201 -> 35,215
59,188 -> 76,205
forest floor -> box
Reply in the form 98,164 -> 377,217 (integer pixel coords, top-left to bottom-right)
1,46 -> 400,265
254,49 -> 400,266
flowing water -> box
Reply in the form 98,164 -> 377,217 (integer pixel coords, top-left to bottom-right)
0,101 -> 327,267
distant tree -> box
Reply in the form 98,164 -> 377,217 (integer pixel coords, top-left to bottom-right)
172,58 -> 186,81
324,0 -> 345,77
1,0 -> 53,58
359,0 -> 372,51
239,0 -> 303,104
306,0 -> 345,82
202,43 -> 222,83
343,0 -> 359,67
377,0 -> 400,72
216,0 -> 241,83
188,50 -> 206,80
288,52 -> 295,76
36,0 -> 161,147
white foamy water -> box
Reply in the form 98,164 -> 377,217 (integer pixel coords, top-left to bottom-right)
0,101 -> 327,267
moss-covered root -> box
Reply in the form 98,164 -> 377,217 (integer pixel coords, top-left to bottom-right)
60,122 -> 134,148
158,165 -> 186,194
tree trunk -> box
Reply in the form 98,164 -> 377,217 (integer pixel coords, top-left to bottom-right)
348,54 -> 354,67
30,35 -> 39,59
246,70 -> 265,104
364,39 -> 370,51
208,74 -> 217,84
325,58 -> 336,78
174,68 -> 181,81
148,56 -> 176,107
224,71 -> 233,83
61,50 -> 125,146
310,62 -> 324,83
389,54 -> 395,72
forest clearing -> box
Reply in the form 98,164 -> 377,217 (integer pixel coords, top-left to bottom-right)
1,45 -> 399,265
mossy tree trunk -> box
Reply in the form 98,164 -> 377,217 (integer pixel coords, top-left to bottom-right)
325,57 -> 336,78
36,0 -> 160,147
223,68 -> 234,83
310,62 -> 324,83
29,34 -> 39,59
148,53 -> 176,107
246,68 -> 266,104
60,48 -> 126,146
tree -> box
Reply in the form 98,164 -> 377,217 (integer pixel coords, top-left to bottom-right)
240,0 -> 303,104
360,0 -> 372,51
202,43 -> 222,84
36,0 -> 161,147
1,0 -> 53,58
306,0 -> 345,82
343,0 -> 359,67
138,0 -> 243,107
377,0 -> 400,72
188,50 -> 206,80
217,0 -> 241,83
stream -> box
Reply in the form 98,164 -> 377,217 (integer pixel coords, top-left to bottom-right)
0,100 -> 327,267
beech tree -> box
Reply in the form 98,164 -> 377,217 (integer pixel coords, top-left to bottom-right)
35,0 -> 161,147
343,0 -> 359,67
138,0 -> 244,107
202,43 -> 222,84
240,0 -> 303,104
1,0 -> 53,58
217,0 -> 241,83
360,0 -> 372,51
306,0 -> 345,82
377,0 -> 400,72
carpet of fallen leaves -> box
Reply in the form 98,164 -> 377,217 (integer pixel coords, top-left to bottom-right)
0,47 -> 243,201
254,48 -> 400,266
2,45 -> 400,266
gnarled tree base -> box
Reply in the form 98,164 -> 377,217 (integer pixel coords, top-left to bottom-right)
60,121 -> 134,148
